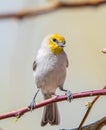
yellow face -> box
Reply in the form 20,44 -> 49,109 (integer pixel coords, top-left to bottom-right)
48,33 -> 66,54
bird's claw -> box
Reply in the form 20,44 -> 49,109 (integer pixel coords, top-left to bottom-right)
29,100 -> 36,112
66,90 -> 73,102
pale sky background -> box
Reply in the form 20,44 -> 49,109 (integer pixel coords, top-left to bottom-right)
0,0 -> 106,130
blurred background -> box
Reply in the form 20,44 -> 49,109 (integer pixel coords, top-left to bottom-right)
0,0 -> 106,130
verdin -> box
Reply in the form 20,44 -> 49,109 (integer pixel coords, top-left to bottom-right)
30,33 -> 71,126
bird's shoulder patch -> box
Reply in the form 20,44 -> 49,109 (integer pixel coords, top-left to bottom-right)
33,61 -> 37,71
66,59 -> 69,67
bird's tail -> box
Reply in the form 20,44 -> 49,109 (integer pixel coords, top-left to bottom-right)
41,94 -> 60,126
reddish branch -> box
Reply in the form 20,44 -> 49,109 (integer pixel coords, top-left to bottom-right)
0,0 -> 106,19
0,89 -> 106,120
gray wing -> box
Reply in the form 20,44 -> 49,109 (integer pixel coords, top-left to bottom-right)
66,59 -> 69,68
33,61 -> 37,71
64,51 -> 69,68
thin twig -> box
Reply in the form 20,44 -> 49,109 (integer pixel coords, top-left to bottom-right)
60,116 -> 106,130
0,89 -> 106,120
0,0 -> 106,19
78,86 -> 106,130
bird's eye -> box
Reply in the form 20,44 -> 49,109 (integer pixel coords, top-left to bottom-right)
52,38 -> 57,42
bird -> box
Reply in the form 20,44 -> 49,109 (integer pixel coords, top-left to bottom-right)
30,33 -> 72,126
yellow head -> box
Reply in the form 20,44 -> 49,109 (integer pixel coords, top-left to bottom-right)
48,33 -> 66,54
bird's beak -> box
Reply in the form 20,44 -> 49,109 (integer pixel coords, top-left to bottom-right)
58,42 -> 65,47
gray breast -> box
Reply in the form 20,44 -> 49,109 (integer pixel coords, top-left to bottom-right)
34,52 -> 67,92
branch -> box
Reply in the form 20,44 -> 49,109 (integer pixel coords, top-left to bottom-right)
60,116 -> 106,130
0,0 -> 106,19
78,86 -> 106,130
0,88 -> 106,120
101,48 -> 106,53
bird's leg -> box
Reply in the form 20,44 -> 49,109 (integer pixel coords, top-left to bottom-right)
29,88 -> 40,111
59,87 -> 73,102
